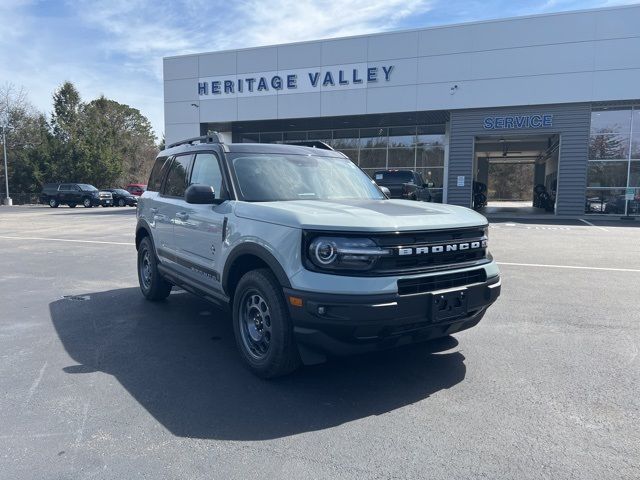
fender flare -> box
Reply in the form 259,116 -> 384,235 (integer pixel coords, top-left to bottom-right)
222,242 -> 291,294
135,219 -> 153,250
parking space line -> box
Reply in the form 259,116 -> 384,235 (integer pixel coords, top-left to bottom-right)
579,218 -> 609,232
0,235 -> 134,246
22,361 -> 48,411
497,262 -> 640,273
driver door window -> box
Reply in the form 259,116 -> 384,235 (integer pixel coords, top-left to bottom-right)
190,153 -> 225,198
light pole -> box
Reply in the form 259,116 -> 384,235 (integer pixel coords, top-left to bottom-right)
1,112 -> 11,206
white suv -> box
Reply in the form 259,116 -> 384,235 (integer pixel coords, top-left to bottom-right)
135,134 -> 501,377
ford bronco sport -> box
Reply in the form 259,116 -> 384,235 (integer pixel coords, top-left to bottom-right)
136,134 -> 501,377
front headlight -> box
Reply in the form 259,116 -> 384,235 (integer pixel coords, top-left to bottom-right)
307,236 -> 391,271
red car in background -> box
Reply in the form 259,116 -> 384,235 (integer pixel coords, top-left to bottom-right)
126,184 -> 147,196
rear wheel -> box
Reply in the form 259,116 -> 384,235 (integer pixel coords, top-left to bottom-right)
82,198 -> 92,208
137,236 -> 172,301
118,198 -> 126,207
232,269 -> 300,378
49,198 -> 59,208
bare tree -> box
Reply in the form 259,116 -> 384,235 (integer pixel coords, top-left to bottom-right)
0,82 -> 29,123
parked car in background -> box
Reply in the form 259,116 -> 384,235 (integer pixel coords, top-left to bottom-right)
106,188 -> 138,207
604,194 -> 640,215
40,183 -> 113,208
373,170 -> 432,201
126,184 -> 147,196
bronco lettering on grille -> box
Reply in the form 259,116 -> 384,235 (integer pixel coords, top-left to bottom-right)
397,239 -> 487,256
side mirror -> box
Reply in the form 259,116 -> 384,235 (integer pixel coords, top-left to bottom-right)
185,184 -> 218,204
379,186 -> 391,197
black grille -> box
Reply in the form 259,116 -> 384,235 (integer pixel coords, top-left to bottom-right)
371,227 -> 488,275
397,269 -> 487,296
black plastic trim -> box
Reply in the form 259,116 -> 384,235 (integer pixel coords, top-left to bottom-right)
283,274 -> 500,355
158,248 -> 220,282
158,264 -> 230,309
222,243 -> 291,294
135,219 -> 154,250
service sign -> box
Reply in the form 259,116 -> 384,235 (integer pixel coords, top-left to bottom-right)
198,63 -> 395,100
483,114 -> 553,130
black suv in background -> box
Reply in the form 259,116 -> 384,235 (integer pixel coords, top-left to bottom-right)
106,188 -> 138,207
40,183 -> 113,208
374,170 -> 433,201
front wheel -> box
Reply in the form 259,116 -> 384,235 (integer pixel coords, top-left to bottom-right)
232,269 -> 300,378
82,198 -> 92,208
137,236 -> 172,301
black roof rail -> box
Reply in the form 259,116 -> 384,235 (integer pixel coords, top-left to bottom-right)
284,141 -> 334,151
167,132 -> 223,149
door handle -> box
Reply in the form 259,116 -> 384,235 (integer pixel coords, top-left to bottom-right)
175,211 -> 189,221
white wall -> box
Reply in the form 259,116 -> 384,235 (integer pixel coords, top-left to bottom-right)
164,5 -> 640,145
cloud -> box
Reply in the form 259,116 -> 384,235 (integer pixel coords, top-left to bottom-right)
1,0 -> 435,138
0,0 -> 637,140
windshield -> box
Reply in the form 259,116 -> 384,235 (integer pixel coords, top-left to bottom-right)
374,171 -> 414,184
230,153 -> 385,202
78,184 -> 98,191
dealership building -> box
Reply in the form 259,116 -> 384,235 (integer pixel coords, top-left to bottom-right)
163,5 -> 640,216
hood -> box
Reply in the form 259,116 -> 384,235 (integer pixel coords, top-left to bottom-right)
234,199 -> 487,232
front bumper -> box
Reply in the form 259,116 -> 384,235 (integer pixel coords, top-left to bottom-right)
284,274 -> 500,360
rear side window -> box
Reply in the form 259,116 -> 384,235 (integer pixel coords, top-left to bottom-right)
162,155 -> 192,197
148,156 -> 171,191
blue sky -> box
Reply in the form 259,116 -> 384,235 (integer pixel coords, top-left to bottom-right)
0,0 -> 635,139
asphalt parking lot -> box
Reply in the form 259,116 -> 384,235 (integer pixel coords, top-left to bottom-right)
1,206 -> 639,480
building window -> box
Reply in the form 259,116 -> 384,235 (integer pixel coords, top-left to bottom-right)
240,123 -> 447,202
586,106 -> 640,215
283,131 -> 307,142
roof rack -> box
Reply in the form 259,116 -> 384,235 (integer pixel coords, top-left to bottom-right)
284,141 -> 334,151
167,132 -> 223,149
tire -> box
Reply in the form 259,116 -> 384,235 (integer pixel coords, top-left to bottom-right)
68,203 -> 76,208
49,198 -> 59,208
232,268 -> 300,378
137,236 -> 172,301
82,198 -> 92,208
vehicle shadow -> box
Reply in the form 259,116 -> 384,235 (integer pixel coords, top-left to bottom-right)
49,288 -> 466,440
